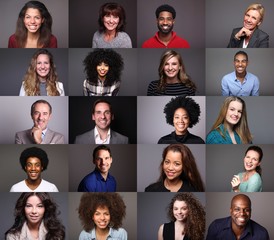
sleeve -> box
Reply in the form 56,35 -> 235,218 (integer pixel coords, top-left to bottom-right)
246,174 -> 262,192
147,81 -> 155,96
221,76 -> 229,96
121,32 -> 132,48
54,134 -> 65,144
8,35 -> 17,48
19,83 -> 26,96
111,81 -> 121,96
83,80 -> 88,96
6,233 -> 17,240
52,184 -> 59,192
49,35 -> 58,48
206,220 -> 219,240
227,29 -> 241,48
92,32 -> 97,48
57,82 -> 65,96
15,132 -> 23,144
257,33 -> 269,48
252,76 -> 260,96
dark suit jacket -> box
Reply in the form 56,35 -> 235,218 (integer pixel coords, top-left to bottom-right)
15,128 -> 65,144
227,27 -> 269,48
74,128 -> 128,144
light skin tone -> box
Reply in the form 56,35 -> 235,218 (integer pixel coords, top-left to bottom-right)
92,102 -> 113,140
164,56 -> 181,83
231,150 -> 261,192
31,103 -> 52,144
25,195 -> 45,239
157,11 -> 174,45
173,108 -> 190,136
224,101 -> 243,144
230,195 -> 251,239
163,150 -> 183,192
93,149 -> 113,180
23,8 -> 44,48
36,54 -> 50,82
92,206 -> 111,239
235,9 -> 262,41
97,62 -> 110,81
234,54 -> 248,83
158,200 -> 189,240
25,157 -> 43,190
103,14 -> 119,42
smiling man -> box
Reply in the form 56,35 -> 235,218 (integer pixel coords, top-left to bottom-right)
15,99 -> 65,144
206,194 -> 269,240
10,147 -> 58,192
221,51 -> 260,96
78,145 -> 116,192
142,4 -> 190,48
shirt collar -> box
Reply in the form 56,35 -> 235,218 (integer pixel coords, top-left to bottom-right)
94,126 -> 111,143
225,217 -> 253,237
90,227 -> 112,239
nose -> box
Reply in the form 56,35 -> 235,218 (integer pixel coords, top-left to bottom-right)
31,207 -> 37,214
30,17 -> 35,24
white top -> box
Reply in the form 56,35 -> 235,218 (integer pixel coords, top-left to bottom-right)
19,81 -> 65,96
10,179 -> 59,192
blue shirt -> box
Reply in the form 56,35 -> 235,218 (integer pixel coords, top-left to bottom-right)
206,216 -> 269,240
206,124 -> 241,144
221,71 -> 259,96
78,169 -> 116,192
79,227 -> 127,240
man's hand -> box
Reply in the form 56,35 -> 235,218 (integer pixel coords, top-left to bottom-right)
31,124 -> 43,144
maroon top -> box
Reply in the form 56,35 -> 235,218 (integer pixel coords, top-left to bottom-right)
8,34 -> 58,48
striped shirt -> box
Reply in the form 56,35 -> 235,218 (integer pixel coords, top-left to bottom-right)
147,80 -> 195,96
83,79 -> 120,96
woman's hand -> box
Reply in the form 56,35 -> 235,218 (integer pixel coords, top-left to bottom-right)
235,27 -> 252,40
231,175 -> 241,192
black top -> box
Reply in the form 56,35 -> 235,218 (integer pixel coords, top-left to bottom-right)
145,180 -> 197,192
158,131 -> 205,144
163,222 -> 190,240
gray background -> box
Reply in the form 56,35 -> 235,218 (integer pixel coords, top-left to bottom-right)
206,0 -> 274,48
0,0 -> 69,48
69,0 -> 137,48
68,192 -> 137,240
0,48 -> 68,96
68,48 -> 138,96
137,144 -> 206,192
138,192 -> 205,240
206,96 -> 274,144
137,0 -> 205,48
206,48 -> 274,96
0,144 -> 68,192
206,144 -> 274,192
0,96 -> 68,144
0,192 -> 68,239
69,144 -> 137,192
137,48 -> 205,96
206,192 -> 274,239
137,96 -> 206,144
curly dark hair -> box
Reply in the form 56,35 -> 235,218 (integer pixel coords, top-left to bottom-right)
157,144 -> 205,191
5,192 -> 65,240
164,96 -> 201,128
98,2 -> 127,34
166,193 -> 205,240
78,193 -> 126,232
15,1 -> 53,48
83,49 -> 124,87
155,4 -> 176,19
20,147 -> 49,171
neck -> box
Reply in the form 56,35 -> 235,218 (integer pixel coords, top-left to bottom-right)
232,222 -> 246,238
39,78 -> 47,83
95,227 -> 109,239
175,129 -> 188,136
104,29 -> 116,42
164,178 -> 182,192
96,126 -> 109,140
99,170 -> 108,180
236,71 -> 246,82
27,31 -> 40,41
158,31 -> 172,45
224,122 -> 234,132
25,178 -> 42,190
165,76 -> 179,84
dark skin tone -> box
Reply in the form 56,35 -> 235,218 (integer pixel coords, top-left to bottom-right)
230,194 -> 251,240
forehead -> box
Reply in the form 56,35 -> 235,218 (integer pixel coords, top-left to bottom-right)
245,150 -> 259,157
232,198 -> 250,208
33,103 -> 50,112
228,100 -> 243,110
25,8 -> 41,16
94,102 -> 111,111
26,157 -> 41,164
166,150 -> 182,161
26,195 -> 43,204
246,9 -> 261,18
174,108 -> 188,115
158,11 -> 173,19
95,206 -> 109,212
173,200 -> 187,208
96,149 -> 111,158
166,55 -> 179,63
234,54 -> 247,61
37,54 -> 50,62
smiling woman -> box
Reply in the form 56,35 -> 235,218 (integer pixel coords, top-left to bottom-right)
8,0 -> 57,48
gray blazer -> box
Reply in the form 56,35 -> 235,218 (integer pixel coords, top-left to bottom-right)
15,128 -> 65,144
74,128 -> 128,144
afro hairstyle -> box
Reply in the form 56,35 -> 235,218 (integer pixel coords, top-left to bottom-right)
164,96 -> 201,128
20,147 -> 49,171
155,4 -> 176,19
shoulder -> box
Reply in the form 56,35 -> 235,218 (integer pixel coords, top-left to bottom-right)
56,82 -> 65,95
186,132 -> 205,144
142,35 -> 156,48
171,32 -> 190,48
40,179 -> 58,191
8,34 -> 17,48
158,133 -> 174,144
10,180 -> 25,192
75,130 -> 94,144
249,219 -> 269,236
48,34 -> 58,48
206,129 -> 223,144
111,227 -> 127,237
255,28 -> 269,38
111,130 -> 128,143
79,229 -> 93,240
145,182 -> 164,192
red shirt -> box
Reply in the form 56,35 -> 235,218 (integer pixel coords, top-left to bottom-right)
8,34 -> 58,48
142,31 -> 190,48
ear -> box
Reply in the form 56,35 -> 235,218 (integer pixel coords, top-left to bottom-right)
92,114 -> 95,121
257,21 -> 261,26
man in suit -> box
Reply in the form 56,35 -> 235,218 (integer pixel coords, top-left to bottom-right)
15,99 -> 65,144
74,99 -> 128,144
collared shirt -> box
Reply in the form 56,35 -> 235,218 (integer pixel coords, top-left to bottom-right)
83,79 -> 120,96
142,31 -> 190,48
206,216 -> 270,240
77,169 -> 116,192
79,227 -> 127,240
221,71 -> 259,96
94,127 -> 110,144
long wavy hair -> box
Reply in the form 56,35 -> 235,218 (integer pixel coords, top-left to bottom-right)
210,96 -> 252,144
5,192 -> 65,240
78,193 -> 126,232
22,49 -> 60,96
157,50 -> 196,93
244,145 -> 263,176
167,193 -> 205,240
15,1 -> 53,48
157,144 -> 205,191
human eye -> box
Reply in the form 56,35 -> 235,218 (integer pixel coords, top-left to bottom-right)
164,160 -> 170,164
174,162 -> 181,166
25,203 -> 32,208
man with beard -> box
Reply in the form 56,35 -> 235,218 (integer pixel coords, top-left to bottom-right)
142,4 -> 190,48
206,194 -> 269,239
221,51 -> 260,96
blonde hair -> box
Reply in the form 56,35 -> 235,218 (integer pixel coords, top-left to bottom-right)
245,3 -> 265,22
211,97 -> 252,144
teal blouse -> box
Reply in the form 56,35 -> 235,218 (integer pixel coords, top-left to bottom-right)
237,172 -> 262,192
